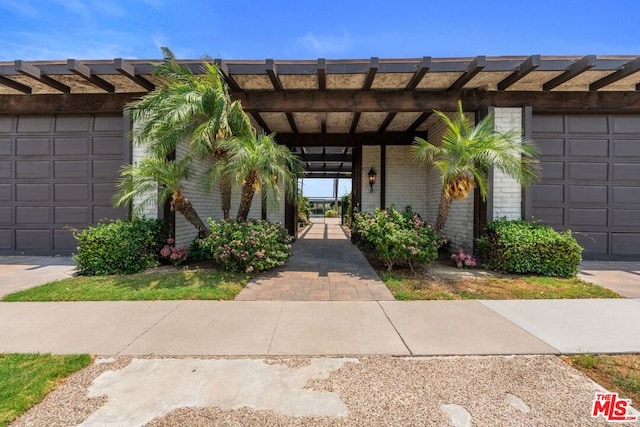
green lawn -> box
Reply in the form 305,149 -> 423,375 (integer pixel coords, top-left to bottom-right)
3,267 -> 247,302
0,354 -> 91,426
381,271 -> 621,300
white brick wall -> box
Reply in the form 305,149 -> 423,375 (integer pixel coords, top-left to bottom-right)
385,145 -> 428,215
424,113 -> 474,250
360,145 -> 381,213
131,143 -> 158,219
174,144 -> 218,246
491,108 -> 523,220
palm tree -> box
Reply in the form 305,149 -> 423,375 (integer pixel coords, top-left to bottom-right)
219,132 -> 304,221
412,101 -> 540,231
114,156 -> 210,237
125,48 -> 252,220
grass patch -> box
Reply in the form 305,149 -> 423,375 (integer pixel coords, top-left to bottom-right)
2,266 -> 247,301
380,269 -> 621,300
564,354 -> 640,405
0,354 -> 91,426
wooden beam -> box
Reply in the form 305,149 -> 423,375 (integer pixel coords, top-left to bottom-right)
497,55 -> 541,90
349,112 -> 361,133
115,58 -> 155,91
275,132 -> 427,146
234,89 -> 640,113
251,112 -> 270,133
320,112 -> 327,133
407,111 -> 431,131
0,75 -> 31,94
68,59 -> 115,92
543,55 -> 596,90
363,57 -> 379,90
590,56 -> 640,91
378,112 -> 397,132
304,172 -> 352,179
15,60 -> 71,93
265,59 -> 283,92
405,56 -> 431,90
447,56 -> 486,91
317,58 -> 326,91
297,154 -> 353,162
0,92 -> 143,115
214,58 -> 242,92
286,112 -> 298,133
306,164 -> 353,172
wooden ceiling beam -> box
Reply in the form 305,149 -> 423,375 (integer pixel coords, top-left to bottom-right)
405,56 -> 431,90
407,111 -> 431,132
543,55 -> 596,91
68,59 -> 115,92
234,89 -> 640,113
114,58 -> 155,91
349,112 -> 361,133
297,154 -> 353,162
317,58 -> 326,91
306,164 -> 352,172
15,60 -> 70,93
590,56 -> 640,91
275,132 -> 427,146
0,75 -> 31,93
265,59 -> 283,92
251,112 -> 271,133
214,59 -> 242,92
286,112 -> 298,133
320,111 -> 327,133
362,57 -> 379,90
378,112 -> 397,132
304,172 -> 352,179
497,55 -> 541,90
447,56 -> 486,91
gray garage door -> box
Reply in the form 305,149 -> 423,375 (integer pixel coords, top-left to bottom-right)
529,114 -> 640,260
0,115 -> 129,255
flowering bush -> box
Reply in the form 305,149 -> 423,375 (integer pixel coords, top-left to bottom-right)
201,219 -> 293,273
352,206 -> 445,271
160,237 -> 188,266
451,248 -> 477,268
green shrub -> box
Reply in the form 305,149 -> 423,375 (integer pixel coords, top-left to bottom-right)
481,218 -> 583,278
201,219 -> 293,274
324,209 -> 336,218
353,206 -> 445,271
73,218 -> 166,275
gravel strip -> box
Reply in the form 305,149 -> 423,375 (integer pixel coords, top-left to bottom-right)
12,355 -> 631,426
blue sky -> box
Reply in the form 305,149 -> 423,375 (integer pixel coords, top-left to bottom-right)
1,0 -> 638,196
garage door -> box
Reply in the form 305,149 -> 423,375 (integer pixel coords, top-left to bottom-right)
529,115 -> 640,260
0,115 -> 129,255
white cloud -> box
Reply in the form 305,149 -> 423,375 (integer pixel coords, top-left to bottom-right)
298,30 -> 353,55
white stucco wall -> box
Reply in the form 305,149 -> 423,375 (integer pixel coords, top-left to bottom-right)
385,145 -> 428,215
361,145 -> 381,213
491,107 -> 523,220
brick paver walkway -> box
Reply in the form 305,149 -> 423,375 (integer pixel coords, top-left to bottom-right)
235,219 -> 394,301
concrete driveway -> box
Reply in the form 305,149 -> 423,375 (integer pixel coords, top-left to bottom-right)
579,260 -> 640,298
0,256 -> 75,298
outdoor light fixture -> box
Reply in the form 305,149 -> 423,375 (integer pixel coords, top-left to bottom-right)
368,167 -> 377,192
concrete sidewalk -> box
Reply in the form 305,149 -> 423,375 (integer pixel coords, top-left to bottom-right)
1,299 -> 639,356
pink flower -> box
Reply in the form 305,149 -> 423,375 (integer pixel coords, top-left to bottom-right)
160,246 -> 171,257
167,237 -> 175,245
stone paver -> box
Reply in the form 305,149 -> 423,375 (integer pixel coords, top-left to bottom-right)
235,219 -> 394,301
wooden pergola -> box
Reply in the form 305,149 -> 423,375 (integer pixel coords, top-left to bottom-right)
3,54 -> 640,181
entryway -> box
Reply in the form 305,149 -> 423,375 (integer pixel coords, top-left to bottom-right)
235,218 -> 394,301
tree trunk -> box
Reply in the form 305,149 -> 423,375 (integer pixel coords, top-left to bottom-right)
171,191 -> 211,238
237,171 -> 258,221
435,186 -> 453,231
219,175 -> 231,220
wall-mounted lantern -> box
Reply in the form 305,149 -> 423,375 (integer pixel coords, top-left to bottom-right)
368,167 -> 377,192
